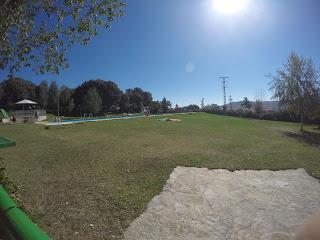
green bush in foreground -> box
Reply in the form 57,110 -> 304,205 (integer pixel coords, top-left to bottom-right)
0,158 -> 21,205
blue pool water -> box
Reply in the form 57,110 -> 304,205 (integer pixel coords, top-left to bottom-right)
48,115 -> 145,125
45,112 -> 192,126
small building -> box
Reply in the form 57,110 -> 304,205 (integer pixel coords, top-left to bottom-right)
10,99 -> 47,123
223,101 -> 282,112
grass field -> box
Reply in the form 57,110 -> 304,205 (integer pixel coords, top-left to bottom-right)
1,113 -> 320,240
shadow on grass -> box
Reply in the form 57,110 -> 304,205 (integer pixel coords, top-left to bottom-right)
282,130 -> 320,146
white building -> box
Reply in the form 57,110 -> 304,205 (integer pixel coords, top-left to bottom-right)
225,101 -> 282,111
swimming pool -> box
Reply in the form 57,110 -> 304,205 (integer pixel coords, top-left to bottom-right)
44,115 -> 145,125
37,112 -> 193,126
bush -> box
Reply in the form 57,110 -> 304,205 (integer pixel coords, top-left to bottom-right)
0,158 -> 21,205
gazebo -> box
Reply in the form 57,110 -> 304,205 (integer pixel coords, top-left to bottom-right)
10,99 -> 47,122
15,99 -> 38,110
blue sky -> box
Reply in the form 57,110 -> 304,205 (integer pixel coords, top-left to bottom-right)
1,0 -> 320,106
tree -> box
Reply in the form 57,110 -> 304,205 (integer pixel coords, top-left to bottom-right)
174,104 -> 182,113
203,104 -> 220,113
59,86 -> 74,116
74,79 -> 122,113
0,77 -> 36,109
36,80 -> 48,109
119,93 -> 130,113
254,101 -> 264,119
143,91 -> 153,106
47,81 -> 59,111
0,85 -> 3,104
270,52 -> 319,131
82,87 -> 102,114
161,97 -> 171,113
254,89 -> 265,119
126,88 -> 153,113
183,104 -> 200,112
67,98 -> 74,118
241,97 -> 252,110
126,88 -> 143,112
0,0 -> 126,75
201,98 -> 205,109
309,96 -> 320,129
149,101 -> 162,114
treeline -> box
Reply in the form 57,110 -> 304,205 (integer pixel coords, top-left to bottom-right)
0,78 -> 175,116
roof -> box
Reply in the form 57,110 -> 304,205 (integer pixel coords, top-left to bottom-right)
14,99 -> 38,105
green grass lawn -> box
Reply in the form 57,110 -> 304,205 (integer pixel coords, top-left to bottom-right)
1,113 -> 320,239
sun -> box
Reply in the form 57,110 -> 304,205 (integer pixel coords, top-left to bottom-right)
213,0 -> 249,14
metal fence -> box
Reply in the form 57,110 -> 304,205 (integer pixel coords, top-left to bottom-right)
9,110 -> 47,122
10,110 -> 47,118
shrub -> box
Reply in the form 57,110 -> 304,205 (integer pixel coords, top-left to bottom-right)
0,158 -> 21,205
203,108 -> 320,125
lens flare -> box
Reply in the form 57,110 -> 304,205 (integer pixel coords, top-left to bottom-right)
214,0 -> 249,14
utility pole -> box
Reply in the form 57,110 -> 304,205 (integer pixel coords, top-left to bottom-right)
220,76 -> 229,111
201,98 -> 205,109
57,91 -> 60,124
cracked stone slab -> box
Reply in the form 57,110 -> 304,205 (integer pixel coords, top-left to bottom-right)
124,167 -> 320,240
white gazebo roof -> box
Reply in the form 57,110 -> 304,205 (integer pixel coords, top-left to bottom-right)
15,99 -> 38,105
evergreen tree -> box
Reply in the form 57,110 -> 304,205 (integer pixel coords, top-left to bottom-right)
161,97 -> 171,113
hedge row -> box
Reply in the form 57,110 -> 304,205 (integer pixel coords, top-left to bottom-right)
204,109 -> 320,125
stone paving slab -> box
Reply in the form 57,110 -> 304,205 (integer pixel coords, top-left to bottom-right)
124,167 -> 320,240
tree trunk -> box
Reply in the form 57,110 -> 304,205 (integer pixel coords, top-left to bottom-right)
300,114 -> 304,132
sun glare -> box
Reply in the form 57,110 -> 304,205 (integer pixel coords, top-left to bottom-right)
214,0 -> 249,14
